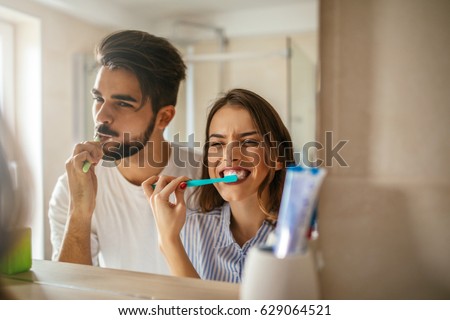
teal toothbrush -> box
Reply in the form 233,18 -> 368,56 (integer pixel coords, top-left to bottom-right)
152,174 -> 238,188
185,174 -> 238,187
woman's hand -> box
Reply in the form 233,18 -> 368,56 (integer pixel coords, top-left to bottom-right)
142,175 -> 189,251
142,175 -> 200,279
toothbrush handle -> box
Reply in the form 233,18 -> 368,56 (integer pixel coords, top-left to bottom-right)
82,135 -> 100,173
186,178 -> 223,187
82,161 -> 92,173
151,176 -> 235,188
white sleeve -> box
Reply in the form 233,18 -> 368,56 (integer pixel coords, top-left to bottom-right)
48,174 -> 99,265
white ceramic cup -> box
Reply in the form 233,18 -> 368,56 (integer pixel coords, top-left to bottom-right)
240,246 -> 321,299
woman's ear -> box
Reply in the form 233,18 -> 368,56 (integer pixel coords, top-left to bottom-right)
155,106 -> 175,129
275,161 -> 283,171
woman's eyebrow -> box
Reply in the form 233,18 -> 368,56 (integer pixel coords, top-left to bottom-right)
239,131 -> 258,138
208,133 -> 225,139
208,131 -> 258,139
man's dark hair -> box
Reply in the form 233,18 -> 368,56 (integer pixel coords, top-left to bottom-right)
95,30 -> 186,115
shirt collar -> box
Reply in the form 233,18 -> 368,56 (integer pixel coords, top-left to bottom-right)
215,203 -> 274,250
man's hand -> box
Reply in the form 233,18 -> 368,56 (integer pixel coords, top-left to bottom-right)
58,140 -> 103,265
65,141 -> 103,216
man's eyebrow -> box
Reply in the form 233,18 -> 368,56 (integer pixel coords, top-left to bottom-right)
111,94 -> 138,102
91,89 -> 138,103
208,131 -> 259,139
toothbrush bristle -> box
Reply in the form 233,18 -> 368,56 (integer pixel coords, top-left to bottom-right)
225,174 -> 238,182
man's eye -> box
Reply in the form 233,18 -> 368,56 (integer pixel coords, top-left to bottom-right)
118,101 -> 133,108
93,96 -> 104,103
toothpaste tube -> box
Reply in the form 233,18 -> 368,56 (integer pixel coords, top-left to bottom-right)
273,166 -> 326,258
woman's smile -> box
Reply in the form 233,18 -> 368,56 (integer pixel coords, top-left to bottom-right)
208,104 -> 270,202
219,167 -> 252,185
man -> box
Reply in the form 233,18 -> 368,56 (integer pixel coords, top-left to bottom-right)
48,30 -> 201,274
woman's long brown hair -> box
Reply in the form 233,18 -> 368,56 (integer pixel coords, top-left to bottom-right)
192,88 -> 295,222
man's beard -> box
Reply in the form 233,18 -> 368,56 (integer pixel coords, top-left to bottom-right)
97,118 -> 156,162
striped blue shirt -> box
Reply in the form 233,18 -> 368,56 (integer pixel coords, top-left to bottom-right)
180,202 -> 275,283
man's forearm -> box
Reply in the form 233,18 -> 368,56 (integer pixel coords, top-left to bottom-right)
57,210 -> 93,265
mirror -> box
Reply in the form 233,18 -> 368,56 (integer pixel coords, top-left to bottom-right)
74,0 -> 319,158
0,0 -> 318,260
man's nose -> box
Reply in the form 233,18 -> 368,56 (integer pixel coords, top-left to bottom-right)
94,102 -> 113,125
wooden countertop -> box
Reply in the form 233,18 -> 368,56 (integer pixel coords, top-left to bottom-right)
1,259 -> 240,300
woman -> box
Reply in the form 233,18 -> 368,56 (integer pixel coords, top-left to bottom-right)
142,88 -> 295,283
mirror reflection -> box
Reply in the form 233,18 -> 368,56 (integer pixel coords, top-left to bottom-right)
0,0 -> 318,273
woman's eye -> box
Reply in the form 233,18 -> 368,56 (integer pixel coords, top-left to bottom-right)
207,142 -> 225,153
208,141 -> 223,148
241,139 -> 259,147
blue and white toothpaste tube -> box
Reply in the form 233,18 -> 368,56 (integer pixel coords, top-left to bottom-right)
273,166 -> 326,258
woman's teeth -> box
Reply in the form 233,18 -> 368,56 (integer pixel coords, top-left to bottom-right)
223,169 -> 250,181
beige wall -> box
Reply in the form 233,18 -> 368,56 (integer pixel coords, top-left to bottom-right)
40,13 -> 111,259
317,0 -> 450,298
170,32 -> 318,147
0,0 -> 112,258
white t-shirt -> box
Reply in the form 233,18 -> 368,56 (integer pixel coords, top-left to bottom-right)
48,144 -> 202,274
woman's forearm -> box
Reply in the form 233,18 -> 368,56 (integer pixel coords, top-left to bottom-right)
161,237 -> 200,279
